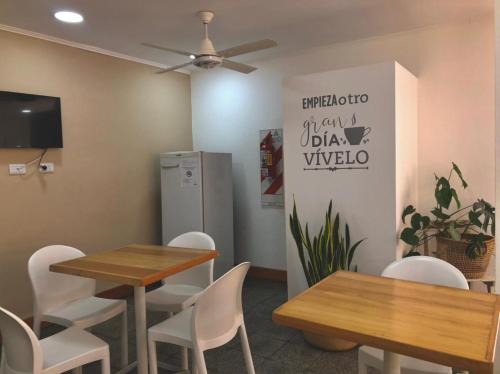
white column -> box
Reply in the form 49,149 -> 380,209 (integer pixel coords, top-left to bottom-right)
495,1 -> 500,373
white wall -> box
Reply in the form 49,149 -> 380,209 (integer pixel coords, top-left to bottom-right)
191,16 -> 494,271
494,1 -> 500,371
283,62 -> 418,296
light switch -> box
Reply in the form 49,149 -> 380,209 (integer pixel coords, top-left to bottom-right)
9,164 -> 26,175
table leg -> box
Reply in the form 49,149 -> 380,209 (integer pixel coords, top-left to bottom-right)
134,286 -> 148,374
383,351 -> 400,374
484,281 -> 494,294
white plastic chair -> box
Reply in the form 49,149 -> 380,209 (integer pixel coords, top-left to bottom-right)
145,232 -> 216,371
0,306 -> 110,374
358,256 -> 469,374
148,262 -> 255,374
28,245 -> 128,369
146,232 -> 216,314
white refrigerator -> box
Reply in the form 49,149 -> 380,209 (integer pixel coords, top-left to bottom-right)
160,151 -> 234,277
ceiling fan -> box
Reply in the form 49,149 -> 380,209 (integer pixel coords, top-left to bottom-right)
142,10 -> 277,74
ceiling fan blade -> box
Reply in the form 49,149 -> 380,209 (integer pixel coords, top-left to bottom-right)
221,59 -> 257,74
142,42 -> 195,58
156,61 -> 194,74
218,39 -> 277,58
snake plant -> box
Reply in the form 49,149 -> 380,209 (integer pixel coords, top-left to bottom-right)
289,199 -> 365,287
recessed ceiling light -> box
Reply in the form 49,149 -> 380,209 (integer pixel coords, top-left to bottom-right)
54,11 -> 84,24
189,54 -> 196,60
21,109 -> 31,113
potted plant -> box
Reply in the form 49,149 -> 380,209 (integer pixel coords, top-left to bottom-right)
289,199 -> 364,351
400,162 -> 495,279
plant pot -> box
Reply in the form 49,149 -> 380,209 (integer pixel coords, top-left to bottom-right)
303,331 -> 358,351
436,234 -> 495,279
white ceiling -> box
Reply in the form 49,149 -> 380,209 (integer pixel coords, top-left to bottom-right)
0,0 -> 493,69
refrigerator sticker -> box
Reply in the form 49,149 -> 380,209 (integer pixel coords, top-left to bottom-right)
180,159 -> 198,188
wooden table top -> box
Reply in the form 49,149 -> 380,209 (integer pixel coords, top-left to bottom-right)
50,244 -> 219,287
273,271 -> 500,374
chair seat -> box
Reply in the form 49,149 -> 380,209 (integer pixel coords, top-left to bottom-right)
146,284 -> 203,313
44,296 -> 126,329
40,326 -> 108,373
359,346 -> 452,374
149,307 -> 194,348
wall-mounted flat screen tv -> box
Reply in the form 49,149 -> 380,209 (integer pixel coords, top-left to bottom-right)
0,91 -> 63,148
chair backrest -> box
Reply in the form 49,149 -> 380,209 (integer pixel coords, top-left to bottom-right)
162,232 -> 216,288
0,307 -> 43,374
191,262 -> 250,349
28,245 -> 96,315
382,256 -> 469,289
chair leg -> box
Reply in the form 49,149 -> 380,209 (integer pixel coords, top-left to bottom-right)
358,362 -> 368,374
148,338 -> 158,374
239,323 -> 255,374
169,311 -> 188,371
181,346 -> 189,371
1,349 -> 6,372
357,349 -> 372,374
193,349 -> 207,374
101,354 -> 111,374
191,349 -> 198,374
121,307 -> 129,368
32,313 -> 41,338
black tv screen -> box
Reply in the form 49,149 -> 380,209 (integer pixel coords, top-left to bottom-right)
0,91 -> 63,148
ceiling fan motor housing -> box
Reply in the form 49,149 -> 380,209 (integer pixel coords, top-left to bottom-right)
193,55 -> 223,69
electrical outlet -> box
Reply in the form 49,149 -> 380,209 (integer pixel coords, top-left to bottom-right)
9,164 -> 26,175
39,162 -> 54,173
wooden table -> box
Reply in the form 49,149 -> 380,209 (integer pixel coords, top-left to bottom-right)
50,244 -> 219,374
273,271 -> 500,374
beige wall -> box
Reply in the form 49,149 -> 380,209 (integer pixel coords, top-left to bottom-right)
0,30 -> 192,317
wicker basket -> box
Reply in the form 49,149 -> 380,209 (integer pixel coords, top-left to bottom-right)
436,234 -> 495,279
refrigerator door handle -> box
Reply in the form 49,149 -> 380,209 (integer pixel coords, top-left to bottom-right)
161,164 -> 180,169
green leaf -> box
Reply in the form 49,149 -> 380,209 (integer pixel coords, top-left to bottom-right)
435,177 -> 452,209
465,233 -> 488,259
447,222 -> 461,241
290,199 -> 365,284
290,200 -> 314,286
347,238 -> 364,270
403,250 -> 421,258
411,213 -> 422,230
430,208 -> 450,220
450,188 -> 461,209
400,228 -> 419,246
410,213 -> 431,230
452,162 -> 468,189
402,205 -> 416,224
468,211 -> 482,227
421,216 -> 431,229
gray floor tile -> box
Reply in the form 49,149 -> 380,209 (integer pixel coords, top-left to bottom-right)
2,278 -> 364,374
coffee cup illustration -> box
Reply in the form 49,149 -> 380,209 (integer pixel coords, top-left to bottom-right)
344,126 -> 371,145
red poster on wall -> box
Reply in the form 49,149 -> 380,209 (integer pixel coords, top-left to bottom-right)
260,129 -> 283,207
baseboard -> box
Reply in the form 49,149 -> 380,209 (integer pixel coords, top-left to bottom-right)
248,266 -> 287,283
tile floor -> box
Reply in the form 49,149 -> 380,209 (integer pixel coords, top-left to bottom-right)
20,278 -> 365,373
